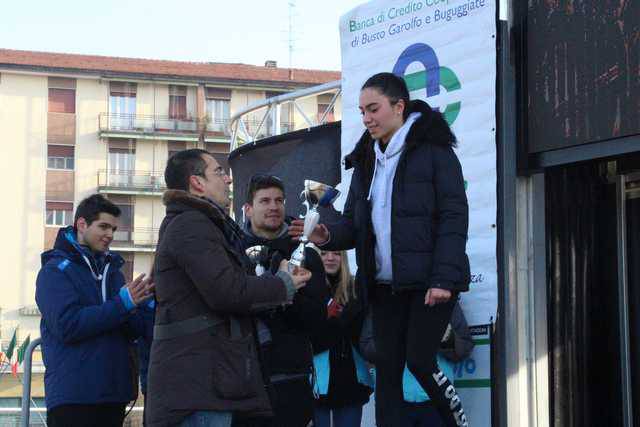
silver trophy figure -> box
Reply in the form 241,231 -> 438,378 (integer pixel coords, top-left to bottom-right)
289,180 -> 340,269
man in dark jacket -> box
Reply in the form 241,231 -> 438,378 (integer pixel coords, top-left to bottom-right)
36,194 -> 154,427
145,150 -> 311,427
236,174 -> 328,427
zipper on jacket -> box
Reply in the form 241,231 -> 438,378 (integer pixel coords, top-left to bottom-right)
389,153 -> 400,294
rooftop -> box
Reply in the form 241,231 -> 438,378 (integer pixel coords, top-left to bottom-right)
0,48 -> 341,87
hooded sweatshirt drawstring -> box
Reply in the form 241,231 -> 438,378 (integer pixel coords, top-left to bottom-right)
65,230 -> 111,302
367,112 -> 421,202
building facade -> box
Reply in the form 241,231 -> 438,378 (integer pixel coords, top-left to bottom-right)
0,48 -> 340,420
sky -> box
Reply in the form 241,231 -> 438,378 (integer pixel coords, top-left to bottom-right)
0,0 -> 369,71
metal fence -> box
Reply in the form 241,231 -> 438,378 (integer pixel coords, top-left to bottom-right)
229,80 -> 341,150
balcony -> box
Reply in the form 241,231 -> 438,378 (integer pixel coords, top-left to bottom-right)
97,170 -> 165,196
111,228 -> 159,252
204,118 -> 232,142
205,118 -> 230,134
99,113 -> 201,141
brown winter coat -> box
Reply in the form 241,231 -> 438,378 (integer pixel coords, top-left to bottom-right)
145,190 -> 289,427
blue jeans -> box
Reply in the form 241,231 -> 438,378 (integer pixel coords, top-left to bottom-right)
314,405 -> 363,427
178,411 -> 232,427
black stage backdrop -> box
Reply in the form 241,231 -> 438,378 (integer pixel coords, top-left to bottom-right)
228,122 -> 342,223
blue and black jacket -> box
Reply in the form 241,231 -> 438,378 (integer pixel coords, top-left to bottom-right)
35,226 -> 144,410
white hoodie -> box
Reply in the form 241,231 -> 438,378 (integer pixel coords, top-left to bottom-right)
367,112 -> 421,283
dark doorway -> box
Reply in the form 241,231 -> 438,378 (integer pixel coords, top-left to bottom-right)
546,155 -> 640,427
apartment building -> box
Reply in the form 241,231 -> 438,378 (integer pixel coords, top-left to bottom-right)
0,48 -> 340,419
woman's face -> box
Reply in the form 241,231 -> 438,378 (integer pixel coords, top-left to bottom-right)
321,251 -> 342,275
359,87 -> 405,144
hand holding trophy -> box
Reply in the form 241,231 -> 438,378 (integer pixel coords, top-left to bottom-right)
288,180 -> 340,270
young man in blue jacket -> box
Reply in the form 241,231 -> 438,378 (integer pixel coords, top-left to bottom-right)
36,194 -> 154,427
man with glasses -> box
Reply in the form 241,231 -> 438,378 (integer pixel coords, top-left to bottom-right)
145,150 -> 312,427
235,174 -> 328,427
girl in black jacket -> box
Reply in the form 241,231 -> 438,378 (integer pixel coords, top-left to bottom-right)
291,73 -> 470,427
312,250 -> 373,427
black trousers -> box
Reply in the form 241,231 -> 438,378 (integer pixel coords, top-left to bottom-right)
47,403 -> 126,427
371,285 -> 468,427
233,378 -> 313,427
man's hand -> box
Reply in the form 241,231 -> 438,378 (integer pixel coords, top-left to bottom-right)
126,274 -> 155,306
278,260 -> 312,290
288,219 -> 330,245
425,288 -> 451,307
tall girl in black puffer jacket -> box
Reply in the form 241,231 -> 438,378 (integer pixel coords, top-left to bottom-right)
290,72 -> 470,427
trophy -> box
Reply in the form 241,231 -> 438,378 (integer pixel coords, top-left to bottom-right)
246,245 -> 270,276
289,180 -> 340,269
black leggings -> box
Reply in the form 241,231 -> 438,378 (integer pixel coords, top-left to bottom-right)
371,285 -> 468,427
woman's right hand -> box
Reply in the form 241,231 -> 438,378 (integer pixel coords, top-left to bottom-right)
278,259 -> 312,289
288,219 -> 330,245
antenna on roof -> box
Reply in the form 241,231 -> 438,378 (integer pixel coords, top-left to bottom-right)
288,0 -> 296,69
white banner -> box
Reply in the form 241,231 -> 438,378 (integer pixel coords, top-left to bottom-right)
339,1 -> 497,425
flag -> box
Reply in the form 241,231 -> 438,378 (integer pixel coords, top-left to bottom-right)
10,335 -> 31,378
1,329 -> 19,376
4,329 -> 17,361
17,336 -> 30,364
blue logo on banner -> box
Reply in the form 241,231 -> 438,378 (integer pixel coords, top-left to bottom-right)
392,43 -> 461,125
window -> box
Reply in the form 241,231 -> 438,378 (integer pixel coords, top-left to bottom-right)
108,139 -> 135,187
206,88 -> 231,133
317,94 -> 335,123
45,202 -> 73,227
107,195 -> 134,243
317,103 -> 335,122
265,91 -> 293,134
48,88 -> 75,113
207,99 -> 230,132
108,140 -> 136,170
109,82 -> 137,129
169,85 -> 187,119
47,145 -> 74,170
48,157 -> 74,169
46,209 -> 72,226
108,148 -> 136,171
280,102 -> 293,133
